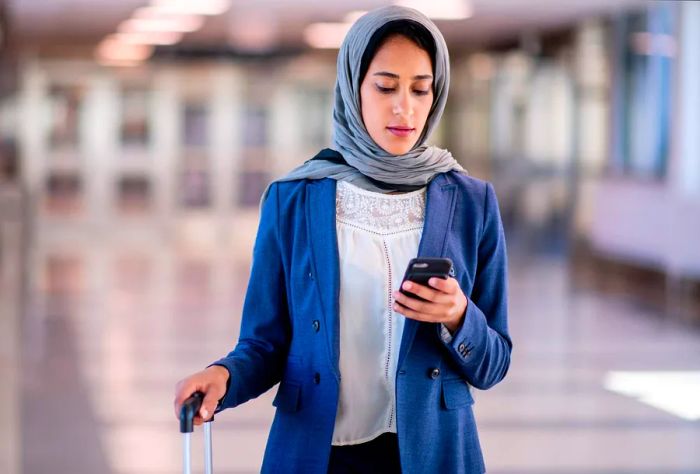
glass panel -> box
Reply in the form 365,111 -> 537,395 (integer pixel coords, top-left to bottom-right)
297,86 -> 331,149
121,87 -> 150,149
612,4 -> 676,178
44,172 -> 82,215
48,84 -> 83,150
242,105 -> 268,148
116,175 -> 151,214
179,153 -> 210,209
0,137 -> 18,183
43,254 -> 83,299
182,103 -> 208,148
237,169 -> 269,208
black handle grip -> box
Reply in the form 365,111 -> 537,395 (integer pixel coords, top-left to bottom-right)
179,391 -> 204,433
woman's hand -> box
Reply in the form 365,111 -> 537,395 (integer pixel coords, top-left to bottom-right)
173,365 -> 230,425
393,277 -> 468,333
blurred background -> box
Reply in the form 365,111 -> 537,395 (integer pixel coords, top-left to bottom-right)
1,0 -> 699,473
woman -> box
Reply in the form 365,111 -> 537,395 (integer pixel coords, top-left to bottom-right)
174,5 -> 511,473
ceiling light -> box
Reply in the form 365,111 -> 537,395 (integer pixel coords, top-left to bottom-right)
304,22 -> 352,49
96,37 -> 153,65
150,0 -> 230,16
392,0 -> 473,20
119,16 -> 204,34
112,31 -> 184,46
227,13 -> 278,52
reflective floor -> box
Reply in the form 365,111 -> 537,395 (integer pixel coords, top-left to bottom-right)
3,209 -> 700,474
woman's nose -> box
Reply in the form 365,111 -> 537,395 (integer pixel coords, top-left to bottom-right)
392,90 -> 414,117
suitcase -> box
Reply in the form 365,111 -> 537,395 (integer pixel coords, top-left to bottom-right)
179,391 -> 214,474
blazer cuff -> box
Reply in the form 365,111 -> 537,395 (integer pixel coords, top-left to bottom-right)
445,298 -> 489,368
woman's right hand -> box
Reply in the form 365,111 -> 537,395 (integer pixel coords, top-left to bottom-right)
173,365 -> 230,426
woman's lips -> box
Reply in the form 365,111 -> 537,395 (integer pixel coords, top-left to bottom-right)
387,126 -> 415,137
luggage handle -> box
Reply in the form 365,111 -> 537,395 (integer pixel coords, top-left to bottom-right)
180,391 -> 214,474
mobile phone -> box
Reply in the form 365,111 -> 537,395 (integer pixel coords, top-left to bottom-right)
399,257 -> 454,302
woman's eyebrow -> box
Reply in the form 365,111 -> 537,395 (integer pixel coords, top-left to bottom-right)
373,71 -> 433,80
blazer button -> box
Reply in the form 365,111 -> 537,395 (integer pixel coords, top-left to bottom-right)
314,372 -> 321,384
312,320 -> 320,332
430,368 -> 440,380
308,271 -> 314,280
458,343 -> 466,352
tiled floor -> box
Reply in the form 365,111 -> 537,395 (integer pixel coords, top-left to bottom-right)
3,213 -> 700,474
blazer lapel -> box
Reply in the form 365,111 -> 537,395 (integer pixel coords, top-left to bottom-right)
397,174 -> 458,371
306,178 -> 341,379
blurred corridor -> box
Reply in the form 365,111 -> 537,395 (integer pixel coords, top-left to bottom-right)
1,0 -> 700,473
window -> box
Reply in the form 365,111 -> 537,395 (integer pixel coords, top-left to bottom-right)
44,172 -> 82,215
611,3 -> 676,178
116,175 -> 151,214
297,86 -> 332,149
182,103 -> 208,148
179,153 -> 210,209
47,84 -> 84,150
121,87 -> 150,149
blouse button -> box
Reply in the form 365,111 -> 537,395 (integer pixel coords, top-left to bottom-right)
430,368 -> 441,380
314,372 -> 321,384
312,320 -> 320,332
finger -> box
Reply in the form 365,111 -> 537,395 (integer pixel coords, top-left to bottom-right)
427,277 -> 458,294
394,291 -> 432,313
173,380 -> 202,419
400,281 -> 449,303
199,386 -> 222,421
393,302 -> 440,322
394,283 -> 453,312
394,291 -> 444,314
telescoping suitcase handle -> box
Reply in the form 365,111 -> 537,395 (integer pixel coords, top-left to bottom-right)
180,391 -> 214,474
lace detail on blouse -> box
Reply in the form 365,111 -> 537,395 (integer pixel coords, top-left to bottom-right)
335,180 -> 426,235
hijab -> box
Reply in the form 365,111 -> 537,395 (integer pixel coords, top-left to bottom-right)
261,5 -> 466,205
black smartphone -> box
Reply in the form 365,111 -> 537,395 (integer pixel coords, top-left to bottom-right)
399,257 -> 454,302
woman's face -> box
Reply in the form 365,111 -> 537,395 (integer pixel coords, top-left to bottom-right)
360,34 -> 434,156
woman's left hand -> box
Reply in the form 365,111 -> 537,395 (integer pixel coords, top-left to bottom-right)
393,277 -> 468,333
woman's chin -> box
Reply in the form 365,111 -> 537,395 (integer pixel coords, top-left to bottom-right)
379,139 -> 417,156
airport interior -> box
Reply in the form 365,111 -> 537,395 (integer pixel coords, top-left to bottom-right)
1,0 -> 699,473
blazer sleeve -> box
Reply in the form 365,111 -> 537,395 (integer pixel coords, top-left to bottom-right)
440,182 -> 512,390
209,183 -> 291,410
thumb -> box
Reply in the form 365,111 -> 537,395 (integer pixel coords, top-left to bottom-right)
199,388 -> 221,421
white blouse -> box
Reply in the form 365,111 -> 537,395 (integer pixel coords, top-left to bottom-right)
332,180 -> 426,446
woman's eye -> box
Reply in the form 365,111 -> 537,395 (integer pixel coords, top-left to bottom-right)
375,85 -> 431,96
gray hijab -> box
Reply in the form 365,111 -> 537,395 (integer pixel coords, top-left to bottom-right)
261,5 -> 465,204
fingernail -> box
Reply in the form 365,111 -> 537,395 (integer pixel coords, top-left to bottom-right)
403,281 -> 412,290
200,408 -> 209,419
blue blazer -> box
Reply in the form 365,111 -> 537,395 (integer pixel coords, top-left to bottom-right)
212,171 -> 512,474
